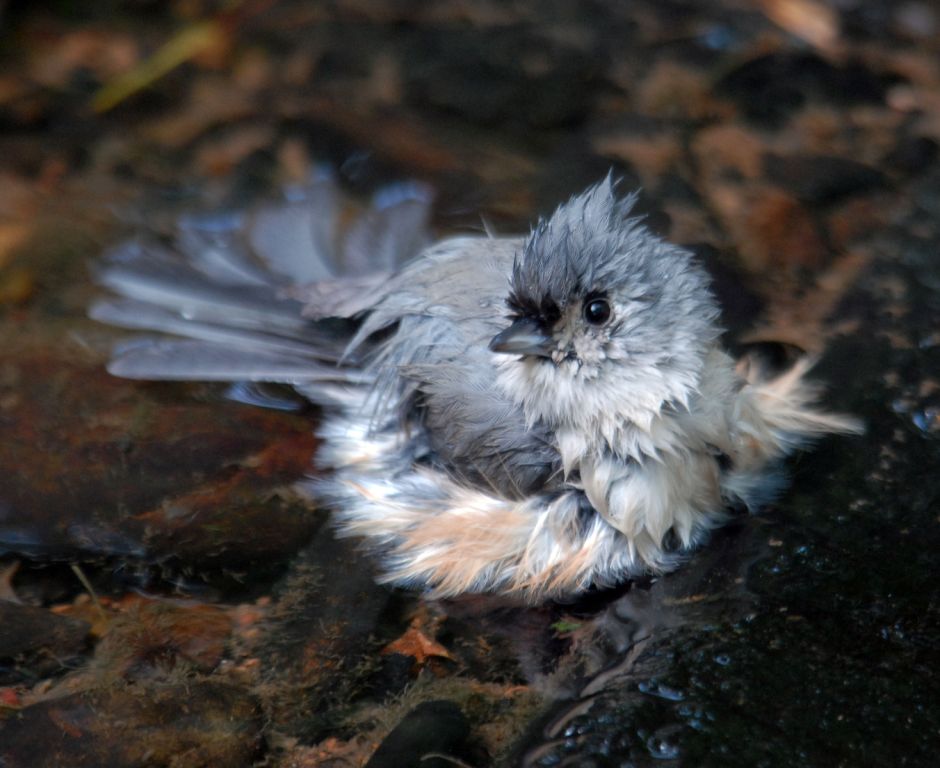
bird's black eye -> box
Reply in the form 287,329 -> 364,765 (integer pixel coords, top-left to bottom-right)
583,297 -> 611,325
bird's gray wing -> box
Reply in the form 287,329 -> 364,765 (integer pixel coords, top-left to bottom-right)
349,236 -> 563,498
413,359 -> 562,498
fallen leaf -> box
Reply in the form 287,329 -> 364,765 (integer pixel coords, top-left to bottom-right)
0,223 -> 31,269
0,687 -> 22,708
0,267 -> 36,305
0,560 -> 20,602
29,28 -> 139,90
760,0 -> 840,50
93,19 -> 228,112
382,626 -> 454,664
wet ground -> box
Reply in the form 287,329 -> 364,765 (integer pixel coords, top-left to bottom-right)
1,1 -> 938,765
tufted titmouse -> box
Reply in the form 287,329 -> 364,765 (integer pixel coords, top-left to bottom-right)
92,175 -> 860,601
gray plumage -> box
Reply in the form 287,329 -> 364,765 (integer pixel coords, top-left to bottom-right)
93,174 -> 860,600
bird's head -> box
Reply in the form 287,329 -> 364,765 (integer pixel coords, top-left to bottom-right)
490,177 -> 721,433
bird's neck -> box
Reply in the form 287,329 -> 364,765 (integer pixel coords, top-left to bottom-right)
554,404 -> 690,475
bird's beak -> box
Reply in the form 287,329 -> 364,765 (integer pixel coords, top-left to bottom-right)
489,317 -> 555,357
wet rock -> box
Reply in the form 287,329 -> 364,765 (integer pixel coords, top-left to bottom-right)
512,520 -> 768,766
0,357 -> 321,580
255,531 -> 407,741
436,599 -> 562,684
0,681 -> 263,768
365,700 -> 476,768
763,153 -> 887,205
93,601 -> 233,680
359,651 -> 415,701
0,602 -> 90,684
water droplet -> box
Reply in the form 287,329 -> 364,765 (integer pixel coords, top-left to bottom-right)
638,679 -> 685,701
918,332 -> 940,349
646,734 -> 680,760
699,24 -> 735,51
911,407 -> 939,432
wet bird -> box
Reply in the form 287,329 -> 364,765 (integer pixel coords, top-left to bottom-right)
92,175 -> 860,601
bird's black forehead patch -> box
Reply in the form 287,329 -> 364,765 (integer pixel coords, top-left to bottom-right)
510,222 -> 584,310
508,177 -> 639,312
506,286 -> 563,324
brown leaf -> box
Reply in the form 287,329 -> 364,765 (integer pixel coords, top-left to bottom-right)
382,626 -> 454,664
760,0 -> 840,51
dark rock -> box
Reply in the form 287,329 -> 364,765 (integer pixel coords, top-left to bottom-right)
0,357 -> 321,584
365,700 -> 476,768
715,52 -> 895,126
403,27 -> 600,130
0,682 -> 263,768
510,520 -> 768,766
360,652 -> 415,701
437,599 -> 563,683
532,137 -> 641,221
254,531 -> 407,741
885,135 -> 939,176
93,602 -> 232,680
839,0 -> 895,40
0,603 -> 90,684
763,153 -> 888,205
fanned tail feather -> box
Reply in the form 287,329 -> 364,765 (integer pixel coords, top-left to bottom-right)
738,356 -> 863,454
92,174 -> 433,392
724,356 -> 863,508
